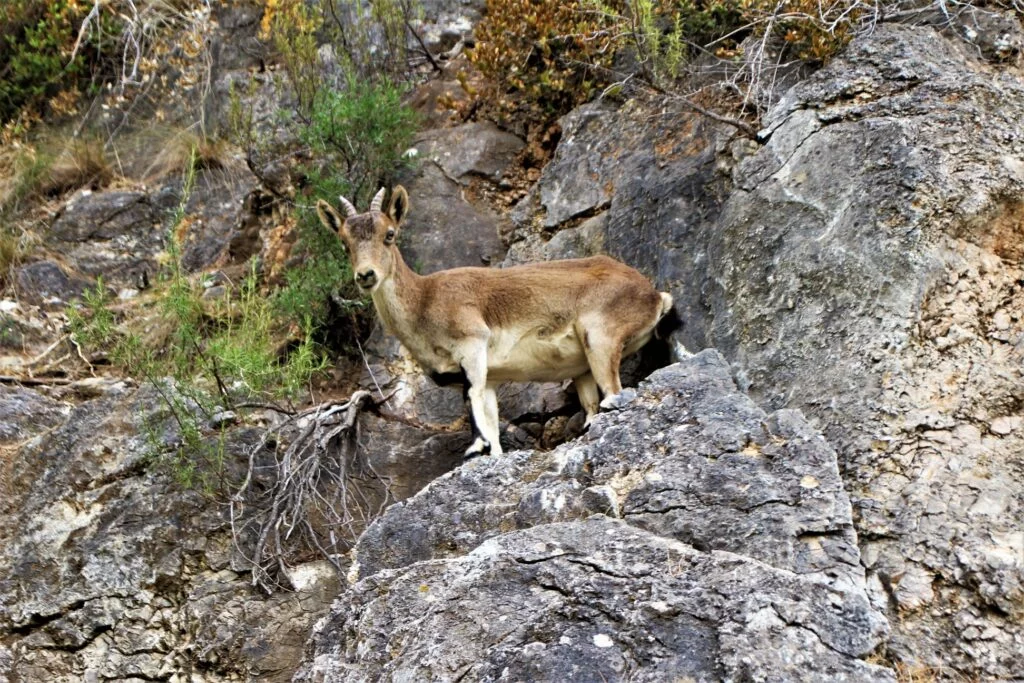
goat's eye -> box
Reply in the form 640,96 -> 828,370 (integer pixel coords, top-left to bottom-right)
384,229 -> 396,244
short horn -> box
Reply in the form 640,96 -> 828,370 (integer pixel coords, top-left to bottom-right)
370,187 -> 386,213
338,196 -> 358,218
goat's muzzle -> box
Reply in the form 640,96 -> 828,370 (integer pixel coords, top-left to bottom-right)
355,269 -> 378,290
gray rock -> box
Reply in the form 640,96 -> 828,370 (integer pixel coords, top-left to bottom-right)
210,3 -> 267,72
509,23 -> 1024,678
396,133 -> 510,273
45,189 -> 161,289
504,212 -> 607,265
14,260 -> 97,306
0,381 -> 463,681
0,385 -> 69,443
42,163 -> 264,292
179,165 -> 264,272
50,190 -> 155,243
303,522 -> 888,682
358,414 -> 471,500
413,121 -> 525,184
352,351 -> 869,591
710,25 -> 1024,677
395,162 -> 507,272
301,352 -> 891,680
413,0 -> 486,52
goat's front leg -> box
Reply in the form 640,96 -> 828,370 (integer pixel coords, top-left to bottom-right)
458,337 -> 502,458
483,382 -> 501,454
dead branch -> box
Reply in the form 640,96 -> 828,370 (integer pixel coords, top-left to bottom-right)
667,93 -> 761,139
230,390 -> 395,592
0,375 -> 73,386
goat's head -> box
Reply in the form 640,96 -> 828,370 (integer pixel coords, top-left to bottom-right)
316,186 -> 409,294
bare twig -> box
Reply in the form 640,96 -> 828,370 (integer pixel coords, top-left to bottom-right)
669,93 -> 760,139
230,390 -> 395,592
69,335 -> 95,376
68,0 -> 103,65
28,335 -> 69,368
0,375 -> 74,386
405,18 -> 441,72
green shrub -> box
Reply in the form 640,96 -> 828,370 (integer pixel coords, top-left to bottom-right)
67,276 -> 115,348
469,0 -> 620,116
271,79 -> 418,341
0,0 -> 120,124
300,79 -> 420,205
68,153 -> 331,493
272,210 -> 359,330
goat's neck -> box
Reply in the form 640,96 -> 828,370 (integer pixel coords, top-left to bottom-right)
370,249 -> 423,342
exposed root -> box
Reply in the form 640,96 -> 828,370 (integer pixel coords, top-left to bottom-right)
230,390 -> 395,593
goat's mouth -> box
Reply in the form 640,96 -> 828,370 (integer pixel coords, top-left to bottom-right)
356,281 -> 379,294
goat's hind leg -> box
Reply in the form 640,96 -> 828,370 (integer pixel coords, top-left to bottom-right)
579,322 -> 637,413
574,372 -> 600,428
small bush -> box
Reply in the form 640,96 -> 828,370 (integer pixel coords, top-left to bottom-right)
300,79 -> 420,204
469,0 -> 620,116
272,210 -> 357,328
67,276 -> 115,348
0,0 -> 121,124
263,78 -> 418,344
68,153 -> 330,493
470,0 -> 876,122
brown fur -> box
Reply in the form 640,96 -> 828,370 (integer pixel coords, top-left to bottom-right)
317,186 -> 675,457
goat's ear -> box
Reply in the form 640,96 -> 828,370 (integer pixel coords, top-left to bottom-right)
388,185 -> 409,226
316,200 -> 345,234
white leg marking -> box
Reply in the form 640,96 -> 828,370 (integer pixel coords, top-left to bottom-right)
483,384 -> 502,455
599,387 -> 638,411
459,336 -> 500,459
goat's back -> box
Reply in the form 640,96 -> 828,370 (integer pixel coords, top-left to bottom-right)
418,255 -> 661,330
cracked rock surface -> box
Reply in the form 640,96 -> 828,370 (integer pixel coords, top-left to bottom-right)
295,351 -> 893,681
0,376 -> 462,681
508,21 -> 1024,678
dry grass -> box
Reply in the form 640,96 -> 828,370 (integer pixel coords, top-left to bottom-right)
0,136 -> 114,210
0,228 -> 28,285
0,134 -> 115,286
141,128 -> 234,182
39,138 -> 113,196
893,660 -> 981,682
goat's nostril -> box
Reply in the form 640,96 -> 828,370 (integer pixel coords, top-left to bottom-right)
356,270 -> 377,285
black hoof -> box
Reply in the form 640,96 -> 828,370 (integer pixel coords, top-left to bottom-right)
464,436 -> 492,460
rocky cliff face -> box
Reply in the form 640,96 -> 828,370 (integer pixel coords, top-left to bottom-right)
505,20 -> 1024,679
1,5 -> 1022,682
296,352 -> 893,681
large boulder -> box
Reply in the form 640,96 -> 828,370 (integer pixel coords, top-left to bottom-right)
45,189 -> 166,290
517,20 -> 1024,678
302,518 -> 891,682
396,122 -> 516,272
40,162 -> 264,295
14,260 -> 98,306
706,22 -> 1024,676
295,351 -> 893,681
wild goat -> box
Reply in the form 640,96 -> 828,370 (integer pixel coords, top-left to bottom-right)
317,186 -> 678,457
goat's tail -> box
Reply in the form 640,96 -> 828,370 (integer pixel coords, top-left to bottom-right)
655,292 -> 683,340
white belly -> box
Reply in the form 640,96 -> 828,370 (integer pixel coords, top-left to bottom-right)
486,324 -> 589,382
